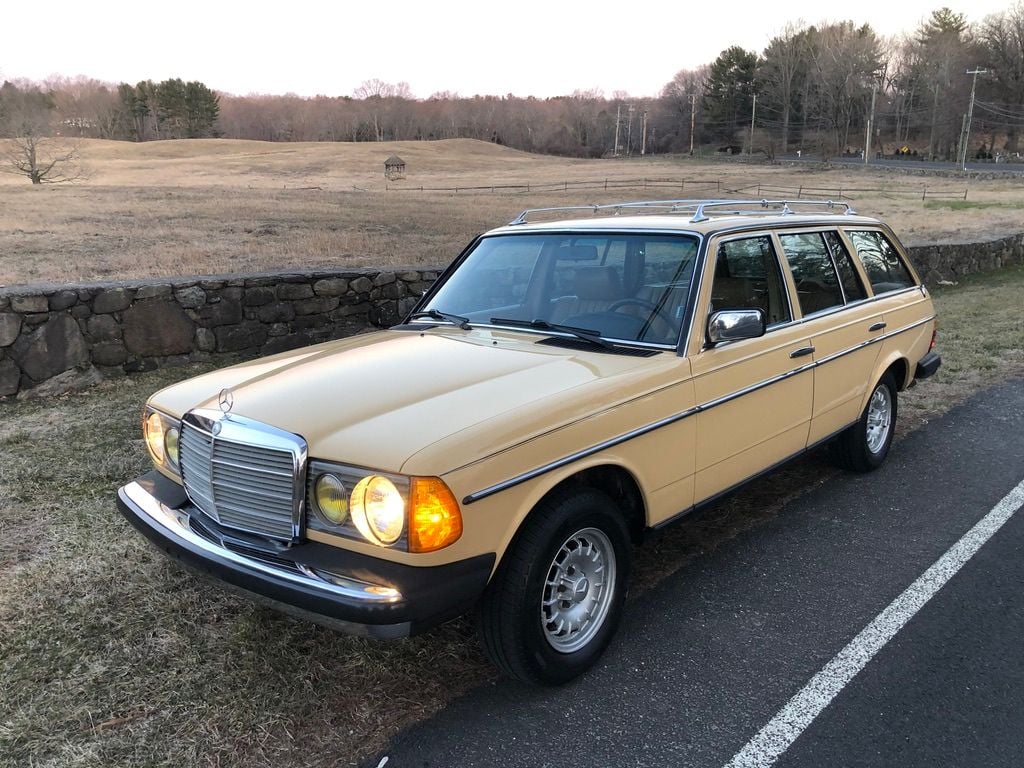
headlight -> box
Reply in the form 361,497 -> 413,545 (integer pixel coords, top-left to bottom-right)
165,426 -> 180,468
350,475 -> 405,545
307,462 -> 462,551
144,408 -> 181,473
314,473 -> 349,525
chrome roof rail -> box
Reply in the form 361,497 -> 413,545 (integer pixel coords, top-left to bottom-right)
685,199 -> 856,222
508,199 -> 857,226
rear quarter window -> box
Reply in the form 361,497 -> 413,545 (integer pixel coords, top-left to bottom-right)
846,230 -> 916,295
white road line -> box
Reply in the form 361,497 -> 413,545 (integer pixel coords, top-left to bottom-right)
724,477 -> 1024,768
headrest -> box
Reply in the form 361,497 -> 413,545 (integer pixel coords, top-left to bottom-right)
574,266 -> 621,300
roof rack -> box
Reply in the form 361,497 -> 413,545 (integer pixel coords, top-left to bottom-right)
508,198 -> 857,226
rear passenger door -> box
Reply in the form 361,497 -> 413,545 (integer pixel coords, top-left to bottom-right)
776,229 -> 884,445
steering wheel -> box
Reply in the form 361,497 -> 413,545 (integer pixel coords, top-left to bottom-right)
607,298 -> 674,331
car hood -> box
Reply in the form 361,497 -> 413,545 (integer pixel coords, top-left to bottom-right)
150,328 -> 685,476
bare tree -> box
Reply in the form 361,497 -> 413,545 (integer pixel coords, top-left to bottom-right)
658,67 -> 708,152
1,103 -> 86,184
2,132 -> 86,184
759,22 -> 809,153
805,22 -> 882,155
979,2 -> 1024,153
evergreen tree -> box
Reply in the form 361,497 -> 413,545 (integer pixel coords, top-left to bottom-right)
702,47 -> 759,143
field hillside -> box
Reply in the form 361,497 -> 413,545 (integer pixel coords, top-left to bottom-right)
1,138 -> 1022,286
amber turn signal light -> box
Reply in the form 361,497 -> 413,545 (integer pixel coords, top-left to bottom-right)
409,477 -> 463,553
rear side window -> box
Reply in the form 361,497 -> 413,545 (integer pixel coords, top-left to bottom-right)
847,231 -> 916,294
712,236 -> 791,325
778,232 -> 844,316
823,231 -> 868,302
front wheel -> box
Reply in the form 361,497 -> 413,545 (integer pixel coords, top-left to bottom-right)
830,372 -> 898,472
476,487 -> 632,685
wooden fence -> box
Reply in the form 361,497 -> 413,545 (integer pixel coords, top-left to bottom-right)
385,177 -> 969,201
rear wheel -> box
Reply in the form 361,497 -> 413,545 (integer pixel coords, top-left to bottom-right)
830,372 -> 898,472
476,487 -> 632,685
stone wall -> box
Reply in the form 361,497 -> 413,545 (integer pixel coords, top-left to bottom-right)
0,268 -> 438,399
1,232 -> 1023,399
907,233 -> 1024,284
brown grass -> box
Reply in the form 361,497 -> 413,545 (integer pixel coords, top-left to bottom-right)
1,264 -> 1022,768
2,138 -> 1023,286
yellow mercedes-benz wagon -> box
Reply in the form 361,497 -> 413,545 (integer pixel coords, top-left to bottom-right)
118,199 -> 941,684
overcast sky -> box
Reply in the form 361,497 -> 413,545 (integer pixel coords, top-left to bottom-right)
2,1 -> 1013,99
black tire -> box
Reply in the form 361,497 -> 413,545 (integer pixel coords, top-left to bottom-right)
830,372 -> 898,472
475,486 -> 632,686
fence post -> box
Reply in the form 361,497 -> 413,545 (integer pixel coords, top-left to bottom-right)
964,188 -> 969,200
922,186 -> 927,201
564,181 -> 568,191
798,185 -> 802,198
605,178 -> 608,190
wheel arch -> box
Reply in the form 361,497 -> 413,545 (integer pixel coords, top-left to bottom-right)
861,353 -> 909,411
492,460 -> 647,571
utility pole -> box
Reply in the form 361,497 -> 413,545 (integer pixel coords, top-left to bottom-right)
864,82 -> 877,164
689,94 -> 696,155
614,104 -> 621,156
961,67 -> 988,171
748,93 -> 757,156
641,110 -> 648,156
956,113 -> 968,166
627,104 -> 635,156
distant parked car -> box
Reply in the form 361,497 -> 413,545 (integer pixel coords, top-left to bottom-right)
118,199 -> 941,685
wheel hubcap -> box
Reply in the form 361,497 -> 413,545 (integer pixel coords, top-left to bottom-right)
541,527 -> 616,653
865,385 -> 892,454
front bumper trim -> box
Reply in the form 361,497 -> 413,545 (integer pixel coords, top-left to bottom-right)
121,479 -> 404,605
119,471 -> 496,637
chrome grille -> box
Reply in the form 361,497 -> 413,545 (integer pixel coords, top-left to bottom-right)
179,411 -> 306,542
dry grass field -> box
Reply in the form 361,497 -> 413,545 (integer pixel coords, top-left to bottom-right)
2,265 -> 1022,767
2,138 -> 1023,286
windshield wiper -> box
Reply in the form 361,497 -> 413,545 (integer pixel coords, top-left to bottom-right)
409,309 -> 472,330
489,317 -> 615,350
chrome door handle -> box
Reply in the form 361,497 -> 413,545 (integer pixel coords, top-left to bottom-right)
869,322 -> 887,332
790,346 -> 815,359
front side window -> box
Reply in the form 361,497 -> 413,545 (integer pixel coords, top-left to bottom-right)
711,236 -> 791,325
421,233 -> 700,345
778,232 -> 844,316
847,230 -> 916,294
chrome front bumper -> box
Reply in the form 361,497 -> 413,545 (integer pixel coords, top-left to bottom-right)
117,471 -> 494,638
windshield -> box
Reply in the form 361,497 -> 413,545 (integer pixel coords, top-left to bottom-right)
421,233 -> 700,346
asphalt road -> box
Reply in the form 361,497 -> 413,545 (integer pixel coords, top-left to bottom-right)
368,378 -> 1024,768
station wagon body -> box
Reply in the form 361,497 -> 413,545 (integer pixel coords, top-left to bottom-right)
118,200 -> 941,684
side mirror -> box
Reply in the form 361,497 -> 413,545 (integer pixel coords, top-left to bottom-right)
707,308 -> 766,347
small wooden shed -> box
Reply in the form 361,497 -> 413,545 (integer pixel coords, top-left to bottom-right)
384,155 -> 406,180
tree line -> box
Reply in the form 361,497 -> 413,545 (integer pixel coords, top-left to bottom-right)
1,4 -> 1022,163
